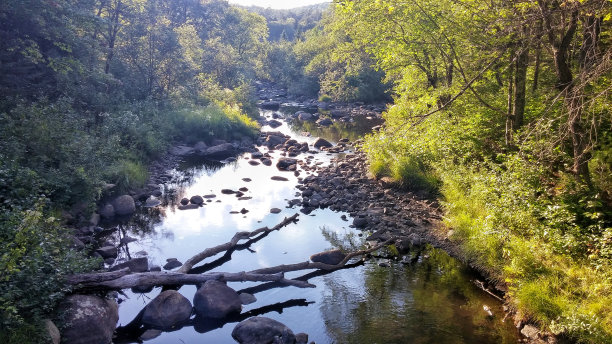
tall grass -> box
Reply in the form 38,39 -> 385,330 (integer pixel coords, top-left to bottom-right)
172,104 -> 259,144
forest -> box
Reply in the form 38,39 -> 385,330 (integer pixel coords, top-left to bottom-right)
1,0 -> 611,343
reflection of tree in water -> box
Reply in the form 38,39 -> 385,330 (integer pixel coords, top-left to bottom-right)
288,116 -> 383,142
319,246 -> 519,344
320,226 -> 361,252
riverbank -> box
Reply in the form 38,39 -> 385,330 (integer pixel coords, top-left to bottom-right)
293,149 -> 558,344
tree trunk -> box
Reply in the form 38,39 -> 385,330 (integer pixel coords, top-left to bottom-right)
505,53 -> 515,146
104,0 -> 122,74
513,46 -> 529,131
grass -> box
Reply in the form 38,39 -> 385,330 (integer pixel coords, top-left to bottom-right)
437,161 -> 612,343
172,104 -> 259,144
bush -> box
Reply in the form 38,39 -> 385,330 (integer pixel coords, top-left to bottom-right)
0,200 -> 99,342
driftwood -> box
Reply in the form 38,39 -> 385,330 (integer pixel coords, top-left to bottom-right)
67,213 -> 396,291
249,238 -> 396,275
68,271 -> 315,289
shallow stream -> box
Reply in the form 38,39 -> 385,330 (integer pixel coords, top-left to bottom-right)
110,107 -> 519,343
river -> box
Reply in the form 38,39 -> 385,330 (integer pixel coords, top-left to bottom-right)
109,106 -> 519,343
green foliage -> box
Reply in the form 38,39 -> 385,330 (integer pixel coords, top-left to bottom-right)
346,0 -> 612,341
266,8 -> 391,102
172,104 -> 259,144
0,200 -> 99,341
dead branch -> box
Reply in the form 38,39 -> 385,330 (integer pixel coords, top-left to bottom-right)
248,238 -> 396,275
177,213 -> 299,273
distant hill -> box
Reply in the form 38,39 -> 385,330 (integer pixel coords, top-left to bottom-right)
241,3 -> 330,41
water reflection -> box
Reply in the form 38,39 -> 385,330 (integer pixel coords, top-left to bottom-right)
320,247 -> 518,344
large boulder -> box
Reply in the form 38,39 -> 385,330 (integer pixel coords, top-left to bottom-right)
112,195 -> 135,216
232,317 -> 296,344
202,143 -> 235,159
58,295 -> 118,344
313,138 -> 333,149
193,280 -> 241,318
141,290 -> 193,330
310,249 -> 346,265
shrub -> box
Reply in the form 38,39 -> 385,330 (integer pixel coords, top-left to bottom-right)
0,200 -> 99,342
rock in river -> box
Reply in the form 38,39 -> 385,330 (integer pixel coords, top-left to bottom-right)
110,257 -> 148,273
193,280 -> 242,318
96,246 -> 117,259
201,143 -> 235,160
316,117 -> 333,126
163,258 -> 182,270
276,158 -> 298,171
141,290 -> 193,330
58,294 -> 118,344
313,137 -> 333,149
190,195 -> 204,205
232,317 -> 296,344
144,196 -> 161,207
310,249 -> 346,265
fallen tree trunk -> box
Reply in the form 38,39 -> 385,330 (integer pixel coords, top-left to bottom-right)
66,214 -> 396,291
69,271 -> 315,289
